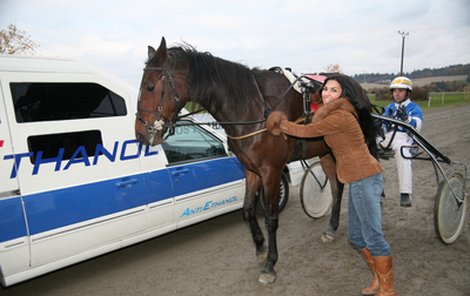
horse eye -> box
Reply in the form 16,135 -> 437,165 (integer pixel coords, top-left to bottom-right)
146,85 -> 155,92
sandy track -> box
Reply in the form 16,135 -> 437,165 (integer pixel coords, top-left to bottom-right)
2,105 -> 469,296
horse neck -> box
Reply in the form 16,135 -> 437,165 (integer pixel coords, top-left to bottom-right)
186,70 -> 266,136
193,97 -> 263,138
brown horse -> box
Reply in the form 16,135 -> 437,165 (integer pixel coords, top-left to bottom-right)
135,37 -> 344,284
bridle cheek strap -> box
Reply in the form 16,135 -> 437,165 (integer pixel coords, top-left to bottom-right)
137,59 -> 182,135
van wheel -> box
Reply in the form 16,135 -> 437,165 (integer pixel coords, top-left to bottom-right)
259,172 -> 289,212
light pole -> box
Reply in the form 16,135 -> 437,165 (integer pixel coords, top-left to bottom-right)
398,30 -> 409,75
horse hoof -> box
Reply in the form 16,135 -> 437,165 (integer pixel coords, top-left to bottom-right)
321,232 -> 335,243
258,270 -> 277,285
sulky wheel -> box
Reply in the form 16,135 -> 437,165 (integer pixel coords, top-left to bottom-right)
300,161 -> 332,218
433,171 -> 467,244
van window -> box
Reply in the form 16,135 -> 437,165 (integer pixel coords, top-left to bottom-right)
27,130 -> 102,163
10,83 -> 127,123
162,122 -> 227,164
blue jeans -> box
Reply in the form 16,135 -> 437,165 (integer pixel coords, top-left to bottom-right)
348,173 -> 391,256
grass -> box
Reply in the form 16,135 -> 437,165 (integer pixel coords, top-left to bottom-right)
369,91 -> 470,110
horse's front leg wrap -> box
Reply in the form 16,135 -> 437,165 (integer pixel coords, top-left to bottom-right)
258,215 -> 279,285
264,215 -> 279,271
328,182 -> 344,232
243,204 -> 265,255
243,171 -> 265,257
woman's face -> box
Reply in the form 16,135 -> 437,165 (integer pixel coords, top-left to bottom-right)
321,79 -> 342,105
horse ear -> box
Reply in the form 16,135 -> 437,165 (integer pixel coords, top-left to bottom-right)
154,37 -> 168,60
158,37 -> 167,49
147,46 -> 156,59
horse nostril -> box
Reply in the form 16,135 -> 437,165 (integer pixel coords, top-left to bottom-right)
146,85 -> 155,92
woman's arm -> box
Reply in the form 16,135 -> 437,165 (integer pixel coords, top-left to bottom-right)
267,111 -> 344,138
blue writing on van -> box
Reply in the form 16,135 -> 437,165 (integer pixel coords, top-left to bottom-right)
2,139 -> 157,178
180,196 -> 239,218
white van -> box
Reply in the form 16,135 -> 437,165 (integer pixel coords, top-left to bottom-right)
0,55 -> 302,287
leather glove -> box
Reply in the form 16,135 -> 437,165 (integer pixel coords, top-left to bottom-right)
395,105 -> 409,122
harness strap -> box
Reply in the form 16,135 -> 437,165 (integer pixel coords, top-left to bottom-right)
227,128 -> 267,140
226,116 -> 307,140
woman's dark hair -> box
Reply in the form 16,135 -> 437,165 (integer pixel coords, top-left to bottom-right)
322,74 -> 380,157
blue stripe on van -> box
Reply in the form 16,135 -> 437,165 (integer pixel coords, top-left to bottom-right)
168,157 -> 245,196
2,157 -> 245,240
23,169 -> 174,236
0,197 -> 28,242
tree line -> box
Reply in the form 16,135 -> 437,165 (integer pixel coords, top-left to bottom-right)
353,64 -> 470,83
355,64 -> 470,100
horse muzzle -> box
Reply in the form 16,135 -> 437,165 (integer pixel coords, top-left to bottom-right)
136,118 -> 166,146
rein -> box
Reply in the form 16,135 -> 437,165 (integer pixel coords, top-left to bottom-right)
226,116 -> 308,140
175,107 -> 266,126
172,71 -> 271,140
175,109 -> 267,140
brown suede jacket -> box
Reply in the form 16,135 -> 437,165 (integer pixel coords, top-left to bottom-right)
280,98 -> 382,183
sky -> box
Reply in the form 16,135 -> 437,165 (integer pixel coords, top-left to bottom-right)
1,0 -> 469,87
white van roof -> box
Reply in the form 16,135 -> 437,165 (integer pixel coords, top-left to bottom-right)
0,55 -> 101,73
0,55 -> 136,95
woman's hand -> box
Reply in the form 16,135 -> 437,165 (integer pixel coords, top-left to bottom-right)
266,111 -> 287,136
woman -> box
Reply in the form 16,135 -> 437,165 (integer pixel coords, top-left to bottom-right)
267,74 -> 396,296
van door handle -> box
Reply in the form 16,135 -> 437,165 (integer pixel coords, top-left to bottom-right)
115,179 -> 138,188
170,168 -> 190,176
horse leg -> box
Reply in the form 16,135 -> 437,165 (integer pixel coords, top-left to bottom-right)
242,170 -> 266,261
319,154 -> 344,243
258,169 -> 282,285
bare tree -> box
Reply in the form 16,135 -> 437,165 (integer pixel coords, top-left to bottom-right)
325,63 -> 343,73
0,24 -> 39,55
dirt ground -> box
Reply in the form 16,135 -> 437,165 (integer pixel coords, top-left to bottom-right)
2,105 -> 469,296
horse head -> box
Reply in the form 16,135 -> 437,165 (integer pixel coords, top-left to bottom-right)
135,37 -> 189,146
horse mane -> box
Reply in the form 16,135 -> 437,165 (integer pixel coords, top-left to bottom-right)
167,45 -> 259,115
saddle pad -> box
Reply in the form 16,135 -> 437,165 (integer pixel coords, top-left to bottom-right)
304,74 -> 327,84
282,70 -> 327,94
282,69 -> 303,93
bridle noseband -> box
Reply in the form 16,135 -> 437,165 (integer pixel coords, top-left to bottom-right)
136,58 -> 183,137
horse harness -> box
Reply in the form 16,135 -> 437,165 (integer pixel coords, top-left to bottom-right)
136,57 -> 183,137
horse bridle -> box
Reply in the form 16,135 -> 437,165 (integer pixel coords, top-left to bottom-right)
136,58 -> 182,137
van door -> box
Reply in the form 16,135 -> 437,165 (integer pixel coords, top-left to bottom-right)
0,81 -> 32,285
161,121 -> 245,228
138,143 -> 177,238
1,73 -> 148,267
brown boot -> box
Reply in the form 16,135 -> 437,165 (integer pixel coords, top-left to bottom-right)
361,248 -> 379,295
374,256 -> 396,296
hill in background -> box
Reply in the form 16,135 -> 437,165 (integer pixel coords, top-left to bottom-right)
361,75 -> 468,91
355,64 -> 470,90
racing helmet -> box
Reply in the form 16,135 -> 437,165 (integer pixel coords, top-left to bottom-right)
389,76 -> 413,91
